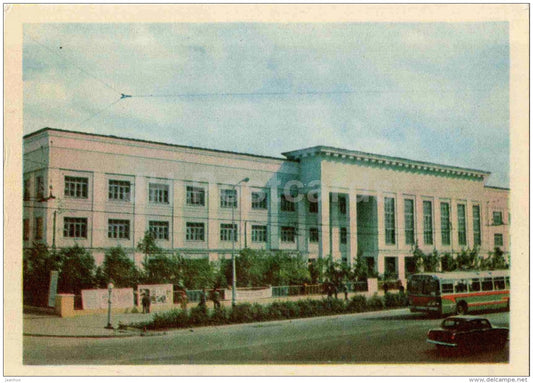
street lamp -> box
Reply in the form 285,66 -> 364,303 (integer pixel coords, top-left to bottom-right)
232,177 -> 249,307
105,282 -> 114,329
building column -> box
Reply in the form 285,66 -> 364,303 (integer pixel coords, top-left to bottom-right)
347,193 -> 358,266
173,181 -> 185,249
318,187 -> 331,259
269,186 -> 280,250
239,183 -> 250,248
207,182 -> 219,251
297,192 -> 308,256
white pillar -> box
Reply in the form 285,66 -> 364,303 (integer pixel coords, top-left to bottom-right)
297,193 -> 308,255
318,187 -> 331,259
207,183 -> 219,250
269,186 -> 280,249
348,193 -> 358,266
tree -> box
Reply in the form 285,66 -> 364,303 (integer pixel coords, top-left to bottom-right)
456,248 -> 480,270
423,250 -> 440,272
23,242 -> 61,306
136,230 -> 162,261
142,253 -> 182,285
96,246 -> 139,288
57,245 -> 96,294
481,247 -> 508,270
353,251 -> 370,281
412,243 -> 425,273
440,252 -> 457,272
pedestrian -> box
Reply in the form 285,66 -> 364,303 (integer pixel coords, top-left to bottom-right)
326,282 -> 333,300
142,290 -> 151,314
211,288 -> 221,310
398,282 -> 405,295
343,282 -> 348,300
179,289 -> 188,310
198,288 -> 207,308
383,282 -> 389,294
333,283 -> 338,299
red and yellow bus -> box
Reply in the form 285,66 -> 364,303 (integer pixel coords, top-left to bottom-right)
407,270 -> 510,316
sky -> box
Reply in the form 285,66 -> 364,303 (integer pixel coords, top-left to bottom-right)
23,23 -> 509,187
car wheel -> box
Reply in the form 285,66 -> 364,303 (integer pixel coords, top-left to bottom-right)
456,302 -> 468,315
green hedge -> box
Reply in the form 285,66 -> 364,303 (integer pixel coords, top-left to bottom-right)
132,293 -> 408,331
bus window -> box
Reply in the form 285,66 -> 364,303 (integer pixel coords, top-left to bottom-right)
482,278 -> 493,291
494,277 -> 505,290
469,278 -> 480,292
422,279 -> 439,295
441,281 -> 454,294
505,277 -> 510,289
455,280 -> 468,293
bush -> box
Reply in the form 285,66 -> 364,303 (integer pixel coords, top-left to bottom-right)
251,303 -> 268,321
367,294 -> 385,310
189,306 -> 209,325
347,295 -> 367,312
230,303 -> 254,323
210,306 -> 229,324
151,309 -> 188,330
296,299 -> 315,317
384,293 -> 407,308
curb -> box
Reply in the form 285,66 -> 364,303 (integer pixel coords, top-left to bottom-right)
23,330 -> 167,338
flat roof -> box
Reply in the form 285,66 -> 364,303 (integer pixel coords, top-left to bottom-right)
24,127 -> 290,162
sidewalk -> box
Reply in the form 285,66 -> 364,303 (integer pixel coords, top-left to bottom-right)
23,291 -> 380,338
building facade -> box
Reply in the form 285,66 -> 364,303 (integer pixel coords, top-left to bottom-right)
23,128 -> 510,281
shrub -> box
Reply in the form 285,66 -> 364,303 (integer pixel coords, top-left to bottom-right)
251,303 -> 268,321
367,294 -> 385,310
229,303 -> 254,323
296,299 -> 315,317
151,309 -> 188,330
347,295 -> 367,312
384,293 -> 405,308
189,306 -> 209,325
329,298 -> 346,314
210,306 -> 229,324
267,302 -> 284,320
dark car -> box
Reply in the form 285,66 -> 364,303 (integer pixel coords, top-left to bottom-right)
427,315 -> 508,349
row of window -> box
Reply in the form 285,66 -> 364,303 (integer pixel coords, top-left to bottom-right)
23,215 -> 507,247
385,198 -> 484,248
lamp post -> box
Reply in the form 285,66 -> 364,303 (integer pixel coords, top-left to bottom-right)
105,282 -> 114,329
232,177 -> 249,307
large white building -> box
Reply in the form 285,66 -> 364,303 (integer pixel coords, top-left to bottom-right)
23,128 -> 510,281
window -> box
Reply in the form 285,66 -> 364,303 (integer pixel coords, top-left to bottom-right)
309,227 -> 319,243
280,194 -> 296,212
186,222 -> 205,241
481,278 -> 494,291
473,205 -> 481,246
404,199 -> 415,245
186,186 -> 205,206
108,180 -> 131,201
108,219 -> 130,239
494,233 -> 503,247
469,278 -> 480,292
494,277 -> 505,290
220,189 -> 237,208
385,197 -> 395,245
281,226 -> 296,242
338,195 -> 347,215
149,183 -> 169,204
36,176 -> 44,200
220,223 -> 238,242
65,176 -> 89,199
423,201 -> 433,245
23,219 -> 29,240
23,179 -> 30,201
251,225 -> 267,242
340,227 -> 348,244
441,282 -> 454,294
493,211 -> 503,225
34,217 -> 43,240
309,192 -> 318,213
440,202 -> 450,246
457,204 -> 466,246
455,280 -> 468,293
251,191 -> 268,210
63,217 -> 88,238
149,221 -> 169,240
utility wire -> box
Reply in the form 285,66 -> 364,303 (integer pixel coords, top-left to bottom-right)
25,33 -> 123,96
70,97 -> 124,130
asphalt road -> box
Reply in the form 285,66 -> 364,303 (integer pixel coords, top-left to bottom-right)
23,309 -> 509,365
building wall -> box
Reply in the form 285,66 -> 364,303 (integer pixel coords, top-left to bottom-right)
23,129 -> 510,280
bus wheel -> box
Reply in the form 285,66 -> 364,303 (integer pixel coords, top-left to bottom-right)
456,302 -> 468,315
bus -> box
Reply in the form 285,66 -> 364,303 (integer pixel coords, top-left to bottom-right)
407,270 -> 510,316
